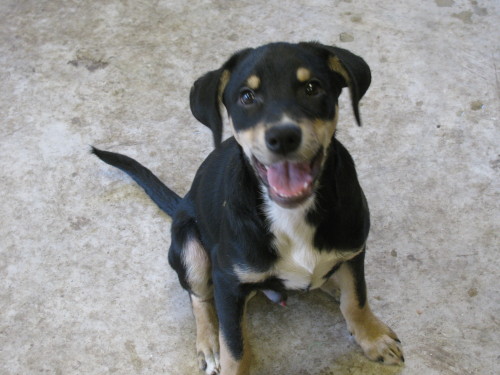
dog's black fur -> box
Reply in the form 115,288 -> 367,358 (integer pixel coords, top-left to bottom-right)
93,42 -> 403,375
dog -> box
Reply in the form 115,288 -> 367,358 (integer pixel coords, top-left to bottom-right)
92,42 -> 404,375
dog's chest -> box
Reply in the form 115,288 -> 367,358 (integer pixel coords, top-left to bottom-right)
266,201 -> 343,290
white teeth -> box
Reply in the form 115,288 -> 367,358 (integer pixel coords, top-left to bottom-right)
272,183 -> 312,199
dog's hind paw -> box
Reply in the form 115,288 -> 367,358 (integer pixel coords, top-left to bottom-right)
192,296 -> 220,373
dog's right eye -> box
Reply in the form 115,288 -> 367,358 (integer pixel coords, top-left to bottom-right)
240,90 -> 256,105
305,80 -> 322,96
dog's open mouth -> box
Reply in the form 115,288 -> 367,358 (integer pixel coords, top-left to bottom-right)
252,150 -> 323,207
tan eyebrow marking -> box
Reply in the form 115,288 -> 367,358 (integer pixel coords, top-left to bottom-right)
296,67 -> 311,82
246,75 -> 261,89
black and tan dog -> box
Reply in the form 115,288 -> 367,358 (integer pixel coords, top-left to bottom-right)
93,42 -> 404,375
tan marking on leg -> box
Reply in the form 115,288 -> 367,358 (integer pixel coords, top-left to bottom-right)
296,67 -> 311,82
333,263 -> 404,365
184,239 -> 218,373
320,276 -> 340,302
183,238 -> 212,298
219,319 -> 251,375
233,264 -> 270,284
246,75 -> 260,90
192,296 -> 220,374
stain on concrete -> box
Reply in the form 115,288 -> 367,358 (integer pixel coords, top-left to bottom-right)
407,254 -> 423,265
419,345 -> 469,375
350,15 -> 362,23
69,216 -> 91,230
470,100 -> 484,110
470,0 -> 488,16
452,10 -> 473,24
318,367 -> 335,375
71,117 -> 82,126
468,287 -> 478,297
68,50 -> 109,72
490,156 -> 500,171
125,340 -> 144,373
435,0 -> 454,7
339,32 -> 354,42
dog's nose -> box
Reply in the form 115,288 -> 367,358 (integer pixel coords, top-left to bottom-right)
265,125 -> 302,155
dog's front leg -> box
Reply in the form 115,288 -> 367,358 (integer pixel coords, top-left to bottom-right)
333,248 -> 404,365
213,271 -> 252,375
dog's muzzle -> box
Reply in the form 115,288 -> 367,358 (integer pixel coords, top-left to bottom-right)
251,124 -> 323,208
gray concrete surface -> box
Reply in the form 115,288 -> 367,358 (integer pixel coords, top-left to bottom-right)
1,1 -> 499,374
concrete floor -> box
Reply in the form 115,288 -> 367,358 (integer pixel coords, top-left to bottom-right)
1,0 -> 499,374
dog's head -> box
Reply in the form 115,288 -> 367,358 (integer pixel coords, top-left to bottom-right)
190,42 -> 371,208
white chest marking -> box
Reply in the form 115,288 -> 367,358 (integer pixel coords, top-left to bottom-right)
264,196 -> 358,290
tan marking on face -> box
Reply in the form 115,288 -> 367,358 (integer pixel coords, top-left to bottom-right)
287,106 -> 338,166
183,238 -> 212,298
232,111 -> 338,168
328,56 -> 351,85
310,104 -> 339,151
191,296 -> 220,373
296,67 -> 311,82
246,75 -> 260,90
230,118 -> 268,161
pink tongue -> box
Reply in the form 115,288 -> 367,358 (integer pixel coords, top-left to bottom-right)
267,161 -> 313,197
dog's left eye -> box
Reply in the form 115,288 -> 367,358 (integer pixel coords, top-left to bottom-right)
305,81 -> 321,96
240,89 -> 256,105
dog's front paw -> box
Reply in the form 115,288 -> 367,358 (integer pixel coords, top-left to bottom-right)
357,331 -> 404,365
197,346 -> 220,374
349,317 -> 404,365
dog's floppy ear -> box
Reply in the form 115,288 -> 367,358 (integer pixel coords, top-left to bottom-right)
301,42 -> 371,126
190,48 -> 253,147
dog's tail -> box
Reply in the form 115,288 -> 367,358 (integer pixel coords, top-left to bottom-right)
91,147 -> 181,217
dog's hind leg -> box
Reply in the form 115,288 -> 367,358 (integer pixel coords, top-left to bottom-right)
168,214 -> 220,374
186,239 -> 220,374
